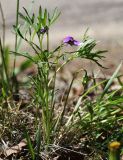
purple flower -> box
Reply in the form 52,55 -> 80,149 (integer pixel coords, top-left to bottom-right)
39,26 -> 48,34
63,36 -> 81,46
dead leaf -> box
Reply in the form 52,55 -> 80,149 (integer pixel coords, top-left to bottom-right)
5,139 -> 27,157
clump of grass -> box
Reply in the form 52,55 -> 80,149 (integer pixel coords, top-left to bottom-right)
0,2 -> 123,160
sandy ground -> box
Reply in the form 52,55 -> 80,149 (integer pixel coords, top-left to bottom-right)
0,0 -> 123,73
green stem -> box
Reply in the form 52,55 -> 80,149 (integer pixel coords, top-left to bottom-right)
60,76 -> 75,126
39,35 -> 43,51
12,0 -> 20,91
46,29 -> 49,52
15,0 -> 20,52
109,150 -> 120,160
0,2 -> 6,85
0,2 -> 5,47
0,38 -> 11,93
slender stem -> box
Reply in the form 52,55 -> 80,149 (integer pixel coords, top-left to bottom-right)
0,38 -> 11,92
109,149 -> 120,160
46,29 -> 49,52
48,57 -> 73,87
0,2 -> 5,82
59,76 -> 75,128
12,0 -> 20,91
38,35 -> 43,51
15,0 -> 20,52
0,2 -> 5,47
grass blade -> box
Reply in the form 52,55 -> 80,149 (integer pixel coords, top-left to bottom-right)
100,61 -> 122,100
25,131 -> 35,160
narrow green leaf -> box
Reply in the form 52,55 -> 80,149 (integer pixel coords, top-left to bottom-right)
13,25 -> 24,39
49,8 -> 61,25
35,125 -> 41,159
25,131 -> 35,160
10,51 -> 34,62
101,62 -> 122,100
86,102 -> 94,120
18,12 -> 28,21
42,9 -> 47,26
39,6 -> 42,18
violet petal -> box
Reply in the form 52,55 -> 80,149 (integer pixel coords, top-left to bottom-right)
73,40 -> 82,46
63,36 -> 74,43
